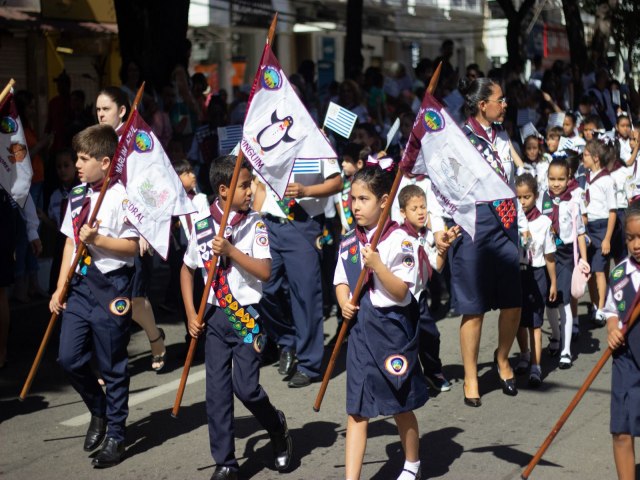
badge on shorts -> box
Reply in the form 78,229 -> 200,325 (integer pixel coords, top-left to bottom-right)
109,297 -> 131,316
385,354 -> 408,376
253,333 -> 266,353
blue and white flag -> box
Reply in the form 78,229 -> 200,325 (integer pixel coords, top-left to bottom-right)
292,159 -> 321,174
218,125 -> 243,155
323,102 -> 358,139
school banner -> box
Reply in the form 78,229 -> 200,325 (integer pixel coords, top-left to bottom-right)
112,110 -> 195,259
399,92 -> 514,240
241,44 -> 337,199
0,90 -> 33,207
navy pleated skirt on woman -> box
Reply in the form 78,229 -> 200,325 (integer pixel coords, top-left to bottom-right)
346,294 -> 428,418
450,203 -> 521,315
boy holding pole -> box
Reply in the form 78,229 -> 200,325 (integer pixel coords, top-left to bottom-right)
49,124 -> 139,468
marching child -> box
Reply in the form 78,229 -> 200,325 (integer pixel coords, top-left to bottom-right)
616,114 -> 639,167
544,126 -> 564,160
180,155 -> 292,480
518,134 -> 549,192
514,174 -> 557,387
49,125 -> 140,468
398,184 -> 460,392
335,165 -> 428,480
604,201 -> 640,480
540,158 -> 589,369
583,139 -> 617,327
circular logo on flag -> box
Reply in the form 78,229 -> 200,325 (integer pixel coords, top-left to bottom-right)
0,116 -> 18,134
384,354 -> 408,376
134,131 -> 154,153
109,297 -> 131,316
422,108 -> 445,132
261,66 -> 282,90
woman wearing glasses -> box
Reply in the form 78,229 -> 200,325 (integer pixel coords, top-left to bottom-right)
450,77 -> 528,407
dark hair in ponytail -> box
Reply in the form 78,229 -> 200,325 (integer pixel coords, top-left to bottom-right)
353,165 -> 396,200
458,77 -> 498,117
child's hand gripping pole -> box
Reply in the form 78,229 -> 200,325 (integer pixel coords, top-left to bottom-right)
521,289 -> 640,479
19,83 -> 146,400
313,63 -> 442,412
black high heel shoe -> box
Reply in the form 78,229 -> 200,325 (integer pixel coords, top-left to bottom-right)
494,349 -> 518,397
463,382 -> 482,407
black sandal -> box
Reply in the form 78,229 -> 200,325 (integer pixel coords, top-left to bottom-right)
150,328 -> 166,372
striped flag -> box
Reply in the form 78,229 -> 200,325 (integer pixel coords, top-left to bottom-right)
323,102 -> 358,139
292,159 -> 321,174
218,125 -> 243,154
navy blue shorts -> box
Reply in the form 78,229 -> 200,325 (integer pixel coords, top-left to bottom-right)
587,218 -> 610,273
450,203 -> 521,315
520,266 -> 547,328
546,244 -> 573,308
611,348 -> 640,436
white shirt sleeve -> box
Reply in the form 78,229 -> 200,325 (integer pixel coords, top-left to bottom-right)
517,200 -> 529,234
333,253 -> 348,286
19,194 -> 40,242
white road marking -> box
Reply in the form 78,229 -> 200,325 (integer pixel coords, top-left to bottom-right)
60,368 -> 206,427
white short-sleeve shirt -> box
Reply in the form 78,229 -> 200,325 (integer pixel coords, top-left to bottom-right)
261,157 -> 341,218
183,210 -> 271,306
334,227 -> 415,308
406,229 -> 439,299
60,182 -> 139,273
521,214 -> 556,268
604,259 -> 640,326
610,166 -> 635,209
538,193 -> 585,244
585,171 -> 616,221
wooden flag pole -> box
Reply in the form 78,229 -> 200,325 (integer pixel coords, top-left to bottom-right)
313,63 -> 442,412
171,13 -> 278,418
19,83 -> 146,401
521,294 -> 640,479
0,78 -> 16,109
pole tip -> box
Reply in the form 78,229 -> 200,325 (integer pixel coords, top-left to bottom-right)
521,475 -> 528,479
18,395 -> 25,402
313,406 -> 320,412
171,413 -> 178,419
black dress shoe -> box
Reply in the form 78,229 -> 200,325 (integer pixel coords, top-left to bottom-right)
210,466 -> 238,480
269,410 -> 293,471
287,370 -> 312,388
494,350 -> 518,397
83,415 -> 106,452
91,437 -> 125,468
278,350 -> 295,376
463,382 -> 482,407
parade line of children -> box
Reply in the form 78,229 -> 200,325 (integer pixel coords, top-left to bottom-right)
45,103 -> 640,479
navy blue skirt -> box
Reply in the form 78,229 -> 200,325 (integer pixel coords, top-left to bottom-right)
520,266 -> 547,328
547,244 -> 573,308
346,294 -> 428,418
450,203 -> 521,315
587,218 -> 610,273
611,209 -> 627,263
611,348 -> 640,436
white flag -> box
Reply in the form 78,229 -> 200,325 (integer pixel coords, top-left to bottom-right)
241,44 -> 337,199
0,89 -> 33,207
399,92 -> 514,240
112,110 -> 195,260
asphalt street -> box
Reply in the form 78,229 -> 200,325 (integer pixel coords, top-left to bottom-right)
0,269 -> 629,479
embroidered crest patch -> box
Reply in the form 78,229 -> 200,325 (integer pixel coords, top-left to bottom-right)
403,255 -> 415,268
401,240 -> 413,253
255,233 -> 269,246
253,333 -> 266,353
618,301 -> 626,312
109,297 -> 131,316
614,290 -> 623,301
384,354 -> 408,376
612,266 -> 625,280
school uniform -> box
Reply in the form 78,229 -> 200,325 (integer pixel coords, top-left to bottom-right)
259,157 -> 341,379
183,203 -> 284,470
619,137 -> 638,166
449,119 -> 526,314
334,224 -> 428,418
603,258 -> 640,435
58,181 -> 138,444
520,209 -> 556,328
585,169 -> 616,272
538,184 -> 585,307
610,163 -> 635,261
401,220 -> 445,377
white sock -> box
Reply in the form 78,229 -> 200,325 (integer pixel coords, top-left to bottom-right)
547,307 -> 560,340
560,304 -> 573,356
397,460 -> 421,480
